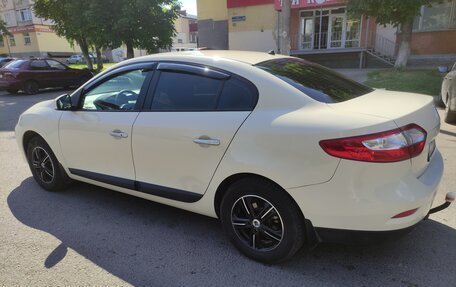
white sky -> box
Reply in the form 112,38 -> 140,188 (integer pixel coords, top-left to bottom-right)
179,0 -> 197,15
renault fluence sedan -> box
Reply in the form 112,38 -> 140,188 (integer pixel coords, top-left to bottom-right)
15,51 -> 453,263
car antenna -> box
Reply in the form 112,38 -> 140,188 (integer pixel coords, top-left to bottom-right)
267,50 -> 275,55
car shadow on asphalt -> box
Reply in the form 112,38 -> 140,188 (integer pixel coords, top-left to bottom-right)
7,178 -> 456,286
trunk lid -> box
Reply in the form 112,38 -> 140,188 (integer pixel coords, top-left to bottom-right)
330,90 -> 440,176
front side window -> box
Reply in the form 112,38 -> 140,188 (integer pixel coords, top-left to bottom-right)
151,71 -> 222,111
46,59 -> 66,70
30,60 -> 48,70
82,69 -> 148,111
255,58 -> 373,103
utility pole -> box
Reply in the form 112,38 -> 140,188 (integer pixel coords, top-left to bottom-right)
278,0 -> 291,55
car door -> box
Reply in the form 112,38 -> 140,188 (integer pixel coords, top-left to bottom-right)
132,63 -> 258,201
46,59 -> 74,87
28,59 -> 53,87
59,64 -> 153,187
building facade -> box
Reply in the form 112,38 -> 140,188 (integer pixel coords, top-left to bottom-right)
197,0 -> 456,67
0,0 -> 81,59
171,10 -> 198,51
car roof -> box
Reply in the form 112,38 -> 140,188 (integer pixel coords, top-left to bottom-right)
124,50 -> 291,66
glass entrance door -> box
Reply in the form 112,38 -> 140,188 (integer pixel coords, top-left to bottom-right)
300,17 -> 314,49
329,14 -> 346,48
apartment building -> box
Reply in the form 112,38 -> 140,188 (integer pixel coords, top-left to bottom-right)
171,10 -> 198,51
197,0 -> 456,67
0,0 -> 80,59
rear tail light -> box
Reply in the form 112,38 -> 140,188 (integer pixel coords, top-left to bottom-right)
392,208 -> 418,219
319,124 -> 427,163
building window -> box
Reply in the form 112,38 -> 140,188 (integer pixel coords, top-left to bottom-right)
23,32 -> 31,45
0,37 -> 4,47
9,35 -> 15,46
3,12 -> 12,26
177,38 -> 183,44
16,8 -> 32,22
190,33 -> 197,43
413,1 -> 456,31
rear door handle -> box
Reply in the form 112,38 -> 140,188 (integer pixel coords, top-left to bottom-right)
193,138 -> 220,146
110,130 -> 128,138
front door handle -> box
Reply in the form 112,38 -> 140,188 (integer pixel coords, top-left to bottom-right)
193,138 -> 220,146
110,130 -> 128,138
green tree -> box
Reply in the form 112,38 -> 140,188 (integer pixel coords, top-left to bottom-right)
347,0 -> 443,68
112,0 -> 180,59
34,0 -> 94,70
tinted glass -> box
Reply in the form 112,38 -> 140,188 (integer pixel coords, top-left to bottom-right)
255,58 -> 373,103
217,78 -> 257,111
4,59 -> 27,69
152,72 -> 222,111
30,60 -> 48,70
82,69 -> 148,111
47,60 -> 66,70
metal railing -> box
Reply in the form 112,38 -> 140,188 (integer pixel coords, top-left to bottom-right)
366,31 -> 397,58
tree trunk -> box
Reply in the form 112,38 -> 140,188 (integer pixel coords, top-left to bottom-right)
77,37 -> 93,70
96,47 -> 103,71
394,18 -> 413,69
126,40 -> 134,59
278,0 -> 291,55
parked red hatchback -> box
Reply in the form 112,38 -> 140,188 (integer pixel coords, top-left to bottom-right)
0,58 -> 93,94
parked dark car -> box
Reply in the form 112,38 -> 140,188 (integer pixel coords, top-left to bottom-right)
0,58 -> 93,94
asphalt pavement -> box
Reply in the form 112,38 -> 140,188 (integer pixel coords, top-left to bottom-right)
1,89 -> 455,287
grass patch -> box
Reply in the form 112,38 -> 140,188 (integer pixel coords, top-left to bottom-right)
365,69 -> 443,96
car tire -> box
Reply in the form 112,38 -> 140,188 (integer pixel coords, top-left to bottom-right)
7,89 -> 18,94
23,80 -> 39,95
220,177 -> 306,263
26,136 -> 71,191
444,94 -> 456,123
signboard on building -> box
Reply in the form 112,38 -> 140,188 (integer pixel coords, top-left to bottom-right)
275,0 -> 346,10
232,15 -> 246,22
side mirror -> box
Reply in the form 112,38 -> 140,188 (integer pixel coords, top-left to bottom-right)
55,94 -> 73,110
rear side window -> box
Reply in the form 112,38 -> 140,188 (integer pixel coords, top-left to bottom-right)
151,72 -> 222,111
217,78 -> 257,111
30,60 -> 49,70
255,58 -> 373,103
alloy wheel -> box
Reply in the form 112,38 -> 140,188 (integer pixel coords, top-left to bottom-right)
31,146 -> 55,184
231,195 -> 284,251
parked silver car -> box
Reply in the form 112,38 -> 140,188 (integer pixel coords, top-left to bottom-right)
441,62 -> 456,123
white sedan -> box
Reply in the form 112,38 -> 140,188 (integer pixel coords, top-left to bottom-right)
15,51 -> 453,263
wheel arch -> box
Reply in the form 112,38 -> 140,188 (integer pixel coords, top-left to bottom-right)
22,130 -> 44,154
213,173 -> 305,222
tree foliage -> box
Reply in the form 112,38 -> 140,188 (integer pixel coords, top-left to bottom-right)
347,0 -> 437,27
34,0 -> 94,69
34,0 -> 180,67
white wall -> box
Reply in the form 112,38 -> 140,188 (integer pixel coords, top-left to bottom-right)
228,30 -> 276,52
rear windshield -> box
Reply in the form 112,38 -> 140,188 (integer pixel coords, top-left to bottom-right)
255,58 -> 373,103
4,59 -> 27,69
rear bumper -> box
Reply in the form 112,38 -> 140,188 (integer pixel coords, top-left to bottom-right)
287,149 -> 444,232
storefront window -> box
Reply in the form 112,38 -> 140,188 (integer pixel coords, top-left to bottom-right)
413,1 -> 456,31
